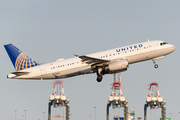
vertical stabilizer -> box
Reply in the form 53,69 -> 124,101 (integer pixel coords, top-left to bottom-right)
4,44 -> 39,71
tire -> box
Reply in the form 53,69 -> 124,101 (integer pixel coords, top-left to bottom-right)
97,75 -> 103,82
154,64 -> 158,68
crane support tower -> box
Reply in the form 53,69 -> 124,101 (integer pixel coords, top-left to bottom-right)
48,81 -> 70,120
107,73 -> 128,120
144,82 -> 166,120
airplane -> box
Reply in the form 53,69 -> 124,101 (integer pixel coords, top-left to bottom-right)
4,40 -> 175,82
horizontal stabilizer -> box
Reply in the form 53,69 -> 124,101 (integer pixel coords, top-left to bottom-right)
11,72 -> 29,76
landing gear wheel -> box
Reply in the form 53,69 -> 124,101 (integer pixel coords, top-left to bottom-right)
97,75 -> 103,82
154,64 -> 158,68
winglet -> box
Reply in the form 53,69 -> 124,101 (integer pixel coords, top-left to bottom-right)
74,54 -> 79,57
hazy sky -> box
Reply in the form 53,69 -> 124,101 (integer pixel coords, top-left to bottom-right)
0,0 -> 180,120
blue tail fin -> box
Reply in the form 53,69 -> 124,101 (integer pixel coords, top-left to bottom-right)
4,44 -> 39,71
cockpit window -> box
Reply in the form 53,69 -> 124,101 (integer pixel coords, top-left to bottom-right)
160,42 -> 168,46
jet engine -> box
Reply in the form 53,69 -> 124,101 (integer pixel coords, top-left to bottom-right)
108,59 -> 129,71
94,59 -> 129,82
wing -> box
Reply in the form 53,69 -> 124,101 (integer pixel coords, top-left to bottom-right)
78,55 -> 110,65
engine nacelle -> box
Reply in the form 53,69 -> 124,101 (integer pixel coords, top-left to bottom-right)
108,59 -> 129,71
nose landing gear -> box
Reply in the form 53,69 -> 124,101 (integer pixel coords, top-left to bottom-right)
153,59 -> 158,68
154,64 -> 158,68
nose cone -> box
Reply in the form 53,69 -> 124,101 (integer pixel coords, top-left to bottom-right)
167,45 -> 175,54
170,45 -> 176,52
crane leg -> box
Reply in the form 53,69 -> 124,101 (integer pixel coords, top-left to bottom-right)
161,105 -> 166,120
107,102 -> 111,120
144,104 -> 148,120
65,103 -> 70,120
48,102 -> 52,120
123,103 -> 128,120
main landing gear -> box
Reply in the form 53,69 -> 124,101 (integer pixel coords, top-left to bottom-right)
96,67 -> 103,82
97,75 -> 103,82
153,59 -> 158,69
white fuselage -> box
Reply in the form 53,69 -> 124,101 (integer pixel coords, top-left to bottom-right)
7,40 -> 175,80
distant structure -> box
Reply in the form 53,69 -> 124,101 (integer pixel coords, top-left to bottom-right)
144,82 -> 166,120
107,73 -> 129,120
138,117 -> 142,120
128,107 -> 135,120
48,81 -> 70,120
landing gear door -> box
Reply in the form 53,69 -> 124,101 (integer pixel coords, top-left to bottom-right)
40,66 -> 46,76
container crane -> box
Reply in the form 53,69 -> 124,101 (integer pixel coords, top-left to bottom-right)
144,82 -> 166,120
107,73 -> 128,120
48,81 -> 70,120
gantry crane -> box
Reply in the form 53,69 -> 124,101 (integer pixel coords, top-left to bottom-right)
48,81 -> 70,120
144,82 -> 166,120
107,73 -> 128,120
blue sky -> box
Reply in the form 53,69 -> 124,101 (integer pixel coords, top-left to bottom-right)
0,0 -> 180,120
